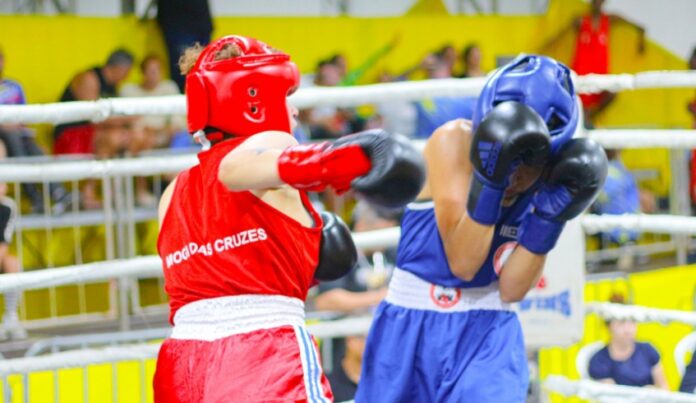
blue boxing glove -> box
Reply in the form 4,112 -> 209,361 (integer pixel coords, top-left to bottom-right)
468,101 -> 551,225
518,138 -> 608,254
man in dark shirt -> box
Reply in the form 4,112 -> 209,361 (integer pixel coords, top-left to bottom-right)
156,0 -> 213,91
326,336 -> 364,402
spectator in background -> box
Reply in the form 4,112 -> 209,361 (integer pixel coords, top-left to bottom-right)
119,54 -> 185,150
458,43 -> 485,78
54,49 -> 135,157
0,183 -> 25,340
413,56 -> 476,138
434,44 -> 457,77
326,335 -> 366,402
541,0 -> 645,126
589,294 -> 668,389
156,0 -> 213,91
314,201 -> 395,313
328,35 -> 399,87
592,149 -> 655,269
53,49 -> 135,208
680,350 -> 696,393
0,46 -> 69,214
303,60 -> 364,140
120,54 -> 186,206
375,71 -> 417,138
314,201 -> 396,401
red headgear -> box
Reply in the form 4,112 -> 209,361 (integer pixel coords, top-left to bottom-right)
185,35 -> 300,140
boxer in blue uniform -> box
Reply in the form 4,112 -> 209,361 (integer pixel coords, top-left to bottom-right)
356,55 -> 608,402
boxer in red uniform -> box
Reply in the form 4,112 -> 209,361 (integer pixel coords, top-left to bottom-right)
154,36 -> 424,402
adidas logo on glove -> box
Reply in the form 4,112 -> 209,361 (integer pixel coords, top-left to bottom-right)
478,141 -> 501,177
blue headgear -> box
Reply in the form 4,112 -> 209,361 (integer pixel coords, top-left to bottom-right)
473,54 -> 578,154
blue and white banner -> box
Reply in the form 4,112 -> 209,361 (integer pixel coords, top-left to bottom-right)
515,218 -> 585,348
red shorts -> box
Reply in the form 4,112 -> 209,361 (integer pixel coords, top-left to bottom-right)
153,296 -> 333,403
53,124 -> 95,155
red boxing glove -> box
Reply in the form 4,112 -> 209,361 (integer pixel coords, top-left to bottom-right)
277,140 -> 372,193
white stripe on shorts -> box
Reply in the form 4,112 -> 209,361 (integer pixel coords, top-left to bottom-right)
294,326 -> 330,403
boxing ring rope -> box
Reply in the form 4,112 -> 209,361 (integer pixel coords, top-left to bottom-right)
0,213 -> 695,294
544,375 -> 696,403
0,129 -> 694,181
586,302 -> 696,326
1,71 -> 696,124
0,303 -> 690,379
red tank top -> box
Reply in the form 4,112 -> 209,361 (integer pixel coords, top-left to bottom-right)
573,14 -> 610,108
157,138 -> 322,323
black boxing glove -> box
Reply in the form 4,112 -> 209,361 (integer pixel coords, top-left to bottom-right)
467,101 -> 551,225
344,130 -> 426,209
314,211 -> 358,282
518,138 -> 608,254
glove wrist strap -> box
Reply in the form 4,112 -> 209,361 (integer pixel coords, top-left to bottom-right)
277,143 -> 329,191
467,173 -> 504,226
518,212 -> 565,255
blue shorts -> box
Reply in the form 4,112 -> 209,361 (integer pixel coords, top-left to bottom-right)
355,302 -> 529,403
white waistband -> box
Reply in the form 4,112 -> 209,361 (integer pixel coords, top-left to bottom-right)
386,268 -> 511,312
171,295 -> 305,341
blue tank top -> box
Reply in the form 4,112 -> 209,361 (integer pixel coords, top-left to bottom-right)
396,193 -> 533,288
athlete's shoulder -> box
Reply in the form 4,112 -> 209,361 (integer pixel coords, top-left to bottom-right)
424,119 -> 473,160
428,118 -> 472,144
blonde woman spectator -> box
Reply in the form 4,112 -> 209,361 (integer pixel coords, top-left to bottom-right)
119,54 -> 186,149
120,55 -> 186,206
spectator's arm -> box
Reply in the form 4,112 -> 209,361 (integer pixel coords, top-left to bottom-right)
609,14 -> 645,34
16,83 -> 26,105
609,14 -> 646,53
314,288 -> 386,313
644,343 -> 669,390
396,53 -> 435,81
651,362 -> 669,390
340,35 -> 400,86
70,71 -> 100,101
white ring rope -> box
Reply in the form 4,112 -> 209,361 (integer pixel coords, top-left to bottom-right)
0,256 -> 161,293
587,129 -> 696,149
0,215 -> 694,294
0,128 -> 695,182
582,214 -> 696,236
544,375 -> 696,403
0,230 -> 400,293
0,96 -> 185,125
0,303 -> 691,377
586,302 -> 696,326
1,71 -> 695,125
0,316 -> 372,376
0,344 -> 160,377
0,153 -> 197,182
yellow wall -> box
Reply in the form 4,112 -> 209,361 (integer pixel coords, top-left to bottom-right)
0,0 -> 691,125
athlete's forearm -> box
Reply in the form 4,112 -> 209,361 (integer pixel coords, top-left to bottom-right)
218,148 -> 286,191
498,247 -> 546,303
437,201 -> 496,281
